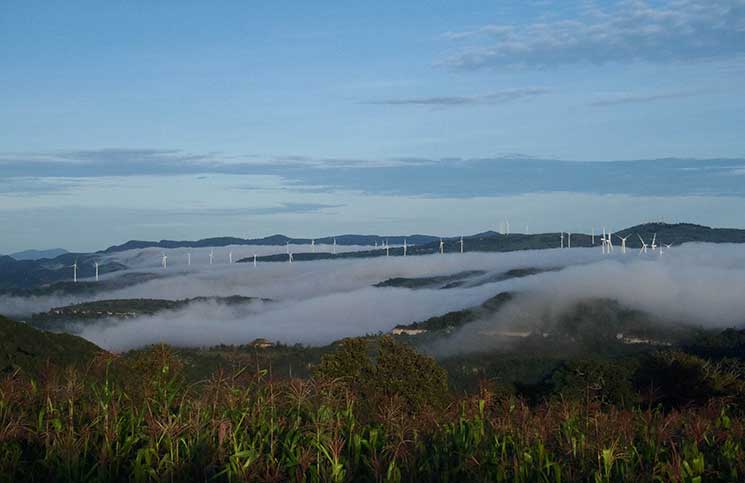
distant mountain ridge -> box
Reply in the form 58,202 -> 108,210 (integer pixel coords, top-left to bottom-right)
101,234 -> 440,253
10,248 -> 68,261
2,223 -> 745,292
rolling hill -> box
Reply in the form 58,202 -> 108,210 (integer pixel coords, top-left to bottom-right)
0,315 -> 104,374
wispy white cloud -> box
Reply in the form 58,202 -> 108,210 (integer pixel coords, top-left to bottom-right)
442,0 -> 745,69
588,89 -> 708,106
364,88 -> 551,107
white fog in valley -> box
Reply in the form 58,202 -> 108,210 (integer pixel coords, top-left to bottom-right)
2,244 -> 745,352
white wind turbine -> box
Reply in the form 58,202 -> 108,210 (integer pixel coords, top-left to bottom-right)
161,253 -> 168,269
403,239 -> 407,256
638,235 -> 649,255
591,228 -> 595,245
506,220 -> 510,235
601,227 -> 607,254
288,252 -> 294,263
650,234 -> 658,252
253,254 -> 257,267
187,252 -> 191,266
616,234 -> 629,255
460,236 -> 464,254
439,239 -> 445,255
209,249 -> 214,265
311,239 -> 315,253
567,232 -> 572,249
560,232 -> 564,249
229,251 -> 233,264
94,261 -> 99,282
333,238 -> 337,254
71,260 -> 78,283
606,232 -> 614,253
385,240 -> 390,257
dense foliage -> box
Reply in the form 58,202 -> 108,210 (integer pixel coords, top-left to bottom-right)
1,338 -> 745,482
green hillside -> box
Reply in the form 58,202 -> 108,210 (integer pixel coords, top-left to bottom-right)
0,315 -> 103,374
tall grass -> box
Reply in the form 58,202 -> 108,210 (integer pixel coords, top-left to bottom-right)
1,347 -> 744,482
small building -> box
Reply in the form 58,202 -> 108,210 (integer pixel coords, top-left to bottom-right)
391,327 -> 428,336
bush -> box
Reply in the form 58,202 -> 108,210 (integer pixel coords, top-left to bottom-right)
315,336 -> 449,413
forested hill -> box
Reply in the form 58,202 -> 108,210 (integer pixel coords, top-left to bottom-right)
0,315 -> 103,375
101,234 -> 441,253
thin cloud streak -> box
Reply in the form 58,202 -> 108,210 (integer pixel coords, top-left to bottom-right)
441,0 -> 745,69
588,90 -> 708,107
365,88 -> 551,107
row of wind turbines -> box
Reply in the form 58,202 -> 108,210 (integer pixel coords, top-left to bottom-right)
69,224 -> 671,282
560,227 -> 672,255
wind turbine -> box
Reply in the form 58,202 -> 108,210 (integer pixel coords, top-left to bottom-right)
403,239 -> 407,256
72,260 -> 78,283
229,251 -> 233,264
460,236 -> 464,254
616,234 -> 629,254
333,238 -> 337,255
560,232 -> 564,249
601,227 -> 607,254
567,232 -> 572,249
161,253 -> 168,269
209,249 -> 214,265
591,228 -> 595,245
506,220 -> 510,235
638,235 -> 649,255
607,232 -> 614,253
650,234 -> 658,252
94,261 -> 99,282
288,252 -> 294,263
311,240 -> 315,253
439,239 -> 445,255
385,240 -> 390,257
253,254 -> 257,267
187,252 -> 191,266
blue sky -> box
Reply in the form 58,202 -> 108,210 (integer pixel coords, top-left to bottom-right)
1,0 -> 745,252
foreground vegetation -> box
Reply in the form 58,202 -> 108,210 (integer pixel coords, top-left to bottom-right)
2,335 -> 745,482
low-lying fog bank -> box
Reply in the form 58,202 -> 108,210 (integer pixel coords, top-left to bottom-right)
3,243 -> 745,352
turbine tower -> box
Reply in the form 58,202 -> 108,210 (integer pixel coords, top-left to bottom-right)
616,234 -> 629,255
385,240 -> 390,257
439,239 -> 444,255
650,234 -> 658,252
187,252 -> 191,266
403,239 -> 407,256
460,236 -> 464,254
72,260 -> 78,283
288,252 -> 293,263
229,251 -> 233,264
567,232 -> 572,249
333,238 -> 337,255
560,232 -> 564,249
592,228 -> 595,245
95,261 -> 99,282
253,254 -> 257,267
638,235 -> 649,255
311,239 -> 315,253
161,253 -> 168,269
607,232 -> 614,252
209,249 -> 214,265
